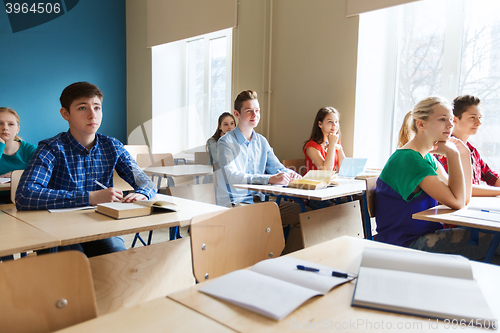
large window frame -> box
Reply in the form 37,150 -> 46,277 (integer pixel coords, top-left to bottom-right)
355,0 -> 500,171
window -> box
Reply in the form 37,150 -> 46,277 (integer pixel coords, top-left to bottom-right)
151,29 -> 232,153
355,0 -> 500,171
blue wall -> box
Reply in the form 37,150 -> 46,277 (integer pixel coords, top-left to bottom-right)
0,0 -> 126,145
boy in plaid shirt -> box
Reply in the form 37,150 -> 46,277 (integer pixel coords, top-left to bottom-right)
16,82 -> 157,257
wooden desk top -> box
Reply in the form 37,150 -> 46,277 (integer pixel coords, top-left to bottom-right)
2,194 -> 227,246
413,197 -> 500,232
168,236 -> 500,332
0,182 -> 10,192
0,206 -> 59,256
145,165 -> 213,177
54,297 -> 235,333
233,178 -> 366,201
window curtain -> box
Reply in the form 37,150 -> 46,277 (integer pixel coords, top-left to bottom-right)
146,0 -> 238,48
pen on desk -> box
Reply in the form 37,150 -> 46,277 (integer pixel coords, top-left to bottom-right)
94,180 -> 107,189
296,265 -> 353,279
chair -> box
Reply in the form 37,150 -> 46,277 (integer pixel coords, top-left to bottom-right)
283,158 -> 307,176
167,183 -> 216,205
112,170 -> 134,192
10,169 -> 23,203
190,202 -> 285,282
136,153 -> 174,168
362,177 -> 377,239
89,238 -> 195,316
299,200 -> 364,248
123,145 -> 150,161
194,151 -> 210,165
0,251 -> 97,333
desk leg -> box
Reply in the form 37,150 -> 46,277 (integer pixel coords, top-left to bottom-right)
362,190 -> 373,240
484,233 -> 500,263
169,226 -> 180,240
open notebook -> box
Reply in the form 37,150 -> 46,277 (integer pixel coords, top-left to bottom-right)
352,247 -> 495,325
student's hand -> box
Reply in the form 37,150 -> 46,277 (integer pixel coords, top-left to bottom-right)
89,188 -> 123,206
288,170 -> 302,181
122,193 -> 147,203
430,141 -> 459,156
448,137 -> 470,156
334,143 -> 343,152
327,133 -> 339,148
268,172 -> 290,185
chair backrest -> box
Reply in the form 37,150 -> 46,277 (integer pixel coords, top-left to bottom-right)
283,158 -> 307,176
10,169 -> 23,203
136,153 -> 174,168
190,202 -> 285,282
365,177 -> 377,218
89,238 -> 194,316
194,151 -> 210,165
112,170 -> 134,192
167,183 -> 216,205
0,251 -> 97,333
299,200 -> 364,248
124,145 -> 150,161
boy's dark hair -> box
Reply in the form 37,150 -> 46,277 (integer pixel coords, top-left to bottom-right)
60,82 -> 103,112
234,90 -> 258,113
452,95 -> 480,119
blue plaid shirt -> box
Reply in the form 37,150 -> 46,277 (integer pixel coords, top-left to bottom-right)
15,131 -> 157,210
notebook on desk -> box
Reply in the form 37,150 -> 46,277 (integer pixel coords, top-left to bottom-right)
338,158 -> 367,178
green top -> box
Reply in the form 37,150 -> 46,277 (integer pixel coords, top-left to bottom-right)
379,149 -> 438,201
0,140 -> 37,175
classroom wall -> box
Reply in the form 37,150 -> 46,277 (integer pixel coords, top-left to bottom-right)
0,0 -> 127,145
126,0 -> 360,159
126,0 -> 153,146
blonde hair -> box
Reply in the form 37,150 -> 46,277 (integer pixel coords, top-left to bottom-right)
397,111 -> 414,148
0,107 -> 21,141
397,97 -> 451,148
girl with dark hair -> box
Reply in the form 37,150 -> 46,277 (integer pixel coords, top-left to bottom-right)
303,107 -> 345,174
206,112 -> 236,165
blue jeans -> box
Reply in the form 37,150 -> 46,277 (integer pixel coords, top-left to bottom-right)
37,236 -> 126,258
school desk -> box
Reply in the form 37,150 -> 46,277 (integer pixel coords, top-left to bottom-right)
172,152 -> 195,164
144,165 -> 213,188
413,197 -> 500,263
54,297 -> 235,333
0,205 -> 59,257
232,179 -> 372,239
1,194 -> 227,250
0,182 -> 10,191
168,236 -> 500,332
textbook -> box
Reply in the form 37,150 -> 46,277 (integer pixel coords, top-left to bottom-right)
96,200 -> 178,219
288,170 -> 338,190
199,256 -> 354,320
351,247 -> 495,324
450,197 -> 500,223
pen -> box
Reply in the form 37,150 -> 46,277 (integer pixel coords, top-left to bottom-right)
296,265 -> 353,279
94,180 -> 107,189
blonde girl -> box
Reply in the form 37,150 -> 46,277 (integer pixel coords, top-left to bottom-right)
0,107 -> 37,178
374,97 -> 490,259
